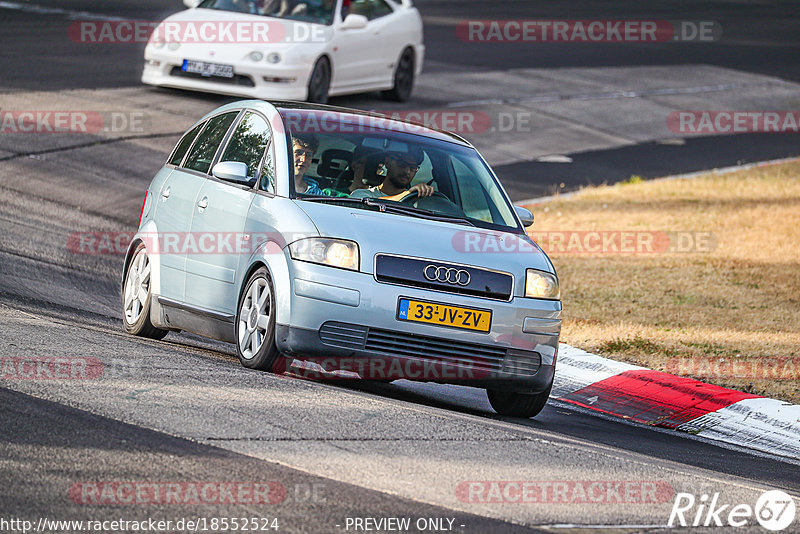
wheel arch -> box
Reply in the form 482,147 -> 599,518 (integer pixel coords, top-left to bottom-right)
237,248 -> 292,327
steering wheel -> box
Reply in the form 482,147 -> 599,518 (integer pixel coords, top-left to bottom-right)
400,190 -> 467,217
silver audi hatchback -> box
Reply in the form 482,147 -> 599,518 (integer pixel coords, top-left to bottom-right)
122,100 -> 561,418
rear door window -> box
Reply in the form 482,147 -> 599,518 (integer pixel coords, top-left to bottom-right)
169,121 -> 205,166
183,112 -> 238,174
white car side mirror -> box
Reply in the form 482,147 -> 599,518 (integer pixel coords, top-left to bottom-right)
183,0 -> 202,8
340,14 -> 368,30
514,206 -> 534,227
212,161 -> 250,184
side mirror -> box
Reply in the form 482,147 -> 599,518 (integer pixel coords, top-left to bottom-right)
340,14 -> 368,30
212,161 -> 250,183
183,0 -> 201,8
514,206 -> 534,227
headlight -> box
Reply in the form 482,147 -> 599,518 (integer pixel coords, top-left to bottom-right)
266,52 -> 281,64
249,51 -> 263,62
153,41 -> 165,49
167,42 -> 180,51
525,269 -> 560,300
288,238 -> 359,271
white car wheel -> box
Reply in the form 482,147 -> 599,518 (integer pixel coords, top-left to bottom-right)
236,267 -> 282,371
122,243 -> 168,339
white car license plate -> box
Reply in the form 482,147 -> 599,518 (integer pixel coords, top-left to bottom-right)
181,60 -> 234,79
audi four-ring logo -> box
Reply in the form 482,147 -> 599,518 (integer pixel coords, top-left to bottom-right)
424,265 -> 471,286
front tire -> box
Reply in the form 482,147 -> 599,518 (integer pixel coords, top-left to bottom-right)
487,380 -> 553,418
235,268 -> 282,371
307,57 -> 331,104
382,48 -> 415,102
122,243 -> 168,340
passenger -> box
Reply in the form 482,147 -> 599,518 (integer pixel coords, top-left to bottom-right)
350,147 -> 434,200
346,144 -> 383,193
292,134 -> 326,195
324,144 -> 381,197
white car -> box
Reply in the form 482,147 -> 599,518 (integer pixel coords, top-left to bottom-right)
142,0 -> 424,103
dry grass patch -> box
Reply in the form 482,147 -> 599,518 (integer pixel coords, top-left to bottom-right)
524,161 -> 800,403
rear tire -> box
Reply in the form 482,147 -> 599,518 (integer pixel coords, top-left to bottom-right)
382,48 -> 415,102
235,267 -> 282,372
487,380 -> 552,418
122,243 -> 168,340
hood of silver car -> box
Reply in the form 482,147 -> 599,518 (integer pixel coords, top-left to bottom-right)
294,200 -> 555,278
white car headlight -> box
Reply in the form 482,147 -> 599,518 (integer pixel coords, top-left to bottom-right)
266,52 -> 281,64
249,51 -> 263,62
167,42 -> 180,51
525,269 -> 560,300
288,238 -> 359,271
153,41 -> 166,49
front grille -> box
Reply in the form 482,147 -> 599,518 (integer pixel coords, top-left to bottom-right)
374,254 -> 513,301
318,322 -> 541,376
169,67 -> 255,87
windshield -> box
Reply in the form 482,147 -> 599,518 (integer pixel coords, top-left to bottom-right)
198,0 -> 338,25
279,108 -> 522,232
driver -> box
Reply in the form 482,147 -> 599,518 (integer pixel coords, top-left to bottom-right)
350,147 -> 434,200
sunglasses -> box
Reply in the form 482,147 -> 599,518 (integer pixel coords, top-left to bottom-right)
389,155 -> 421,170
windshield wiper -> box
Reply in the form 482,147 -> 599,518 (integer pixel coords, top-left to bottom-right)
299,196 -> 476,226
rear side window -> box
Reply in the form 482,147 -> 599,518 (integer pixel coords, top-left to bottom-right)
169,121 -> 205,166
184,112 -> 238,174
219,112 -> 272,182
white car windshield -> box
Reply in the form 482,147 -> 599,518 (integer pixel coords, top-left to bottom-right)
279,107 -> 522,232
198,0 -> 337,25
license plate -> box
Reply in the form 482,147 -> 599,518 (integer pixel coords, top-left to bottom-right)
397,298 -> 492,333
181,59 -> 234,78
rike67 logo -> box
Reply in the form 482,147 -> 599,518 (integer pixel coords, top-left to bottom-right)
669,490 -> 796,531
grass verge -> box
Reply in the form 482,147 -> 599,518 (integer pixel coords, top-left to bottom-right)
523,160 -> 800,403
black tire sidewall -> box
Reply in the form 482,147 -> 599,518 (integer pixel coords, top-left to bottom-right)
307,58 -> 331,104
383,48 -> 415,102
487,379 -> 553,418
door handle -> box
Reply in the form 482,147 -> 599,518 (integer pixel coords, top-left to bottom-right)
197,196 -> 208,209
161,187 -> 170,199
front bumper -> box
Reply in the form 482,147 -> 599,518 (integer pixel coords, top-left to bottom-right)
277,260 -> 561,393
141,52 -> 311,100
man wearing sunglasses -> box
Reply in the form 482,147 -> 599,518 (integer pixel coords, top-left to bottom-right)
350,147 -> 434,200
